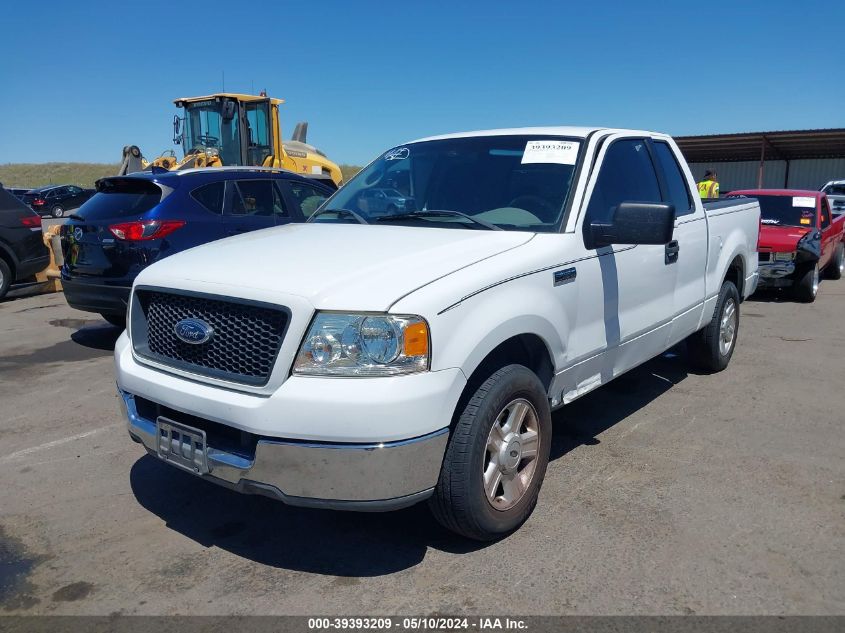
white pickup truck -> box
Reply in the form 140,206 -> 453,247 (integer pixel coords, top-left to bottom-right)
115,127 -> 760,540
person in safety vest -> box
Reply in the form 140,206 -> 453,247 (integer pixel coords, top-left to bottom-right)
697,170 -> 720,199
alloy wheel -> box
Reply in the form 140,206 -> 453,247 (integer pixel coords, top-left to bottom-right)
483,398 -> 541,511
719,298 -> 737,356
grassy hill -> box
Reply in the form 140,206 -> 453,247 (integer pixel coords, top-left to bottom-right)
339,164 -> 362,181
0,163 -> 119,189
1,162 -> 363,189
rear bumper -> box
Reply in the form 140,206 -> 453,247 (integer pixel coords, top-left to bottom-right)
119,389 -> 448,511
61,278 -> 131,314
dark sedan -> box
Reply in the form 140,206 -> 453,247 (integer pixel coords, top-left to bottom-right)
23,185 -> 95,218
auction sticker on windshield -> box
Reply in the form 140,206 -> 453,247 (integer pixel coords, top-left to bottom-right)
521,140 -> 579,165
793,196 -> 815,208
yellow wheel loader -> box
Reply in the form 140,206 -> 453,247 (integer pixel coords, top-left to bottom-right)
119,93 -> 342,186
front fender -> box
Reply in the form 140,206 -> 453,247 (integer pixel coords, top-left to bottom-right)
424,278 -> 569,383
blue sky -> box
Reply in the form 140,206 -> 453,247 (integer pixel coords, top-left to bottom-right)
1,0 -> 842,166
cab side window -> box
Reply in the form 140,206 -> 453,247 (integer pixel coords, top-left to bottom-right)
584,139 -> 661,239
653,141 -> 693,216
820,200 -> 831,228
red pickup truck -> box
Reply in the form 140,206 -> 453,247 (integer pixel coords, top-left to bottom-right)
729,189 -> 845,302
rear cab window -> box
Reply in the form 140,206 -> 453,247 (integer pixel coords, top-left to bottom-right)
75,178 -> 164,220
653,141 -> 694,216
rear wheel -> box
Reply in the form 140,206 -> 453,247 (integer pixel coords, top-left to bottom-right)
0,258 -> 11,301
52,205 -> 65,218
429,364 -> 552,541
793,263 -> 819,302
687,280 -> 740,372
101,313 -> 126,329
824,244 -> 843,280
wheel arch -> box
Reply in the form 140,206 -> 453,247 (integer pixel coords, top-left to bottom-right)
0,240 -> 18,279
724,253 -> 745,299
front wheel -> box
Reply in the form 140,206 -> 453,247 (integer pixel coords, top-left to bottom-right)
687,280 -> 740,372
429,364 -> 552,541
793,263 -> 819,302
824,244 -> 843,280
52,206 -> 65,218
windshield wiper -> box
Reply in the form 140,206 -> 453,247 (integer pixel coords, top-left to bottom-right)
376,210 -> 502,231
307,208 -> 370,225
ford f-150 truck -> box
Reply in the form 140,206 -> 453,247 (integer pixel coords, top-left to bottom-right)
115,127 -> 760,540
729,189 -> 844,302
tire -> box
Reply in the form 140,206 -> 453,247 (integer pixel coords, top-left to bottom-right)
687,280 -> 740,373
0,258 -> 11,301
793,263 -> 819,303
101,313 -> 126,329
52,206 -> 65,218
429,364 -> 552,541
824,244 -> 843,280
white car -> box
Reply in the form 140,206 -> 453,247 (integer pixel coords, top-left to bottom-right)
115,127 -> 760,540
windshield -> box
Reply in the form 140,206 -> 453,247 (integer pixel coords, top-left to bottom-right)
322,135 -> 583,231
754,195 -> 817,227
822,184 -> 845,197
182,100 -> 242,166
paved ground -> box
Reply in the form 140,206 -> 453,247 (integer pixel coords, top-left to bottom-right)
0,285 -> 843,616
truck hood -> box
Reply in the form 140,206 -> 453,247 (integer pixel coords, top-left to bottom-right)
758,223 -> 813,252
135,223 -> 534,310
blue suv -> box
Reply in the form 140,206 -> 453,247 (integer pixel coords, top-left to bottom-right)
60,168 -> 334,327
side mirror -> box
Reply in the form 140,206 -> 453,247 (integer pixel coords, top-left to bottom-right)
222,101 -> 236,121
590,202 -> 675,248
172,115 -> 182,145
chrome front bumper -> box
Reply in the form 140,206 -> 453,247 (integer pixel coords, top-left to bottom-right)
120,390 -> 448,511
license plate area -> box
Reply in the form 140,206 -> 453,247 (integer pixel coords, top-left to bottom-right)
156,417 -> 209,475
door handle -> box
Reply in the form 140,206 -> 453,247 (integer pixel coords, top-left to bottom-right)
665,240 -> 680,264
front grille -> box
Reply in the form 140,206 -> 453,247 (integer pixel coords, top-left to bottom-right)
758,252 -> 771,262
132,288 -> 289,386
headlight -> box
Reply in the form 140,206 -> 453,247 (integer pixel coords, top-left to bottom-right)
774,251 -> 795,262
293,313 -> 430,376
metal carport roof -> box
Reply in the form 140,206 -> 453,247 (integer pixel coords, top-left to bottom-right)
675,129 -> 845,162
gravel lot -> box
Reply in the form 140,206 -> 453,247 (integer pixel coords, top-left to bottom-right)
0,285 -> 843,616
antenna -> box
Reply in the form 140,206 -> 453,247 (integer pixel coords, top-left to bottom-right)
221,70 -> 225,92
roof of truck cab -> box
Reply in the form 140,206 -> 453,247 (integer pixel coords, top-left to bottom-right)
406,126 -> 670,144
173,93 -> 284,106
730,189 -> 823,198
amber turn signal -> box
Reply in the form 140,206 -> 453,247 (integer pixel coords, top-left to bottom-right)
403,320 -> 429,357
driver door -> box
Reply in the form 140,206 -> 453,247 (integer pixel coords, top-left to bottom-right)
575,136 -> 678,379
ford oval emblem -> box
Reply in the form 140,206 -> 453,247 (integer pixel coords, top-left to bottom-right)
173,318 -> 214,345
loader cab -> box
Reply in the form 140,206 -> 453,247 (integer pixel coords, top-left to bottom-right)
176,95 -> 277,168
